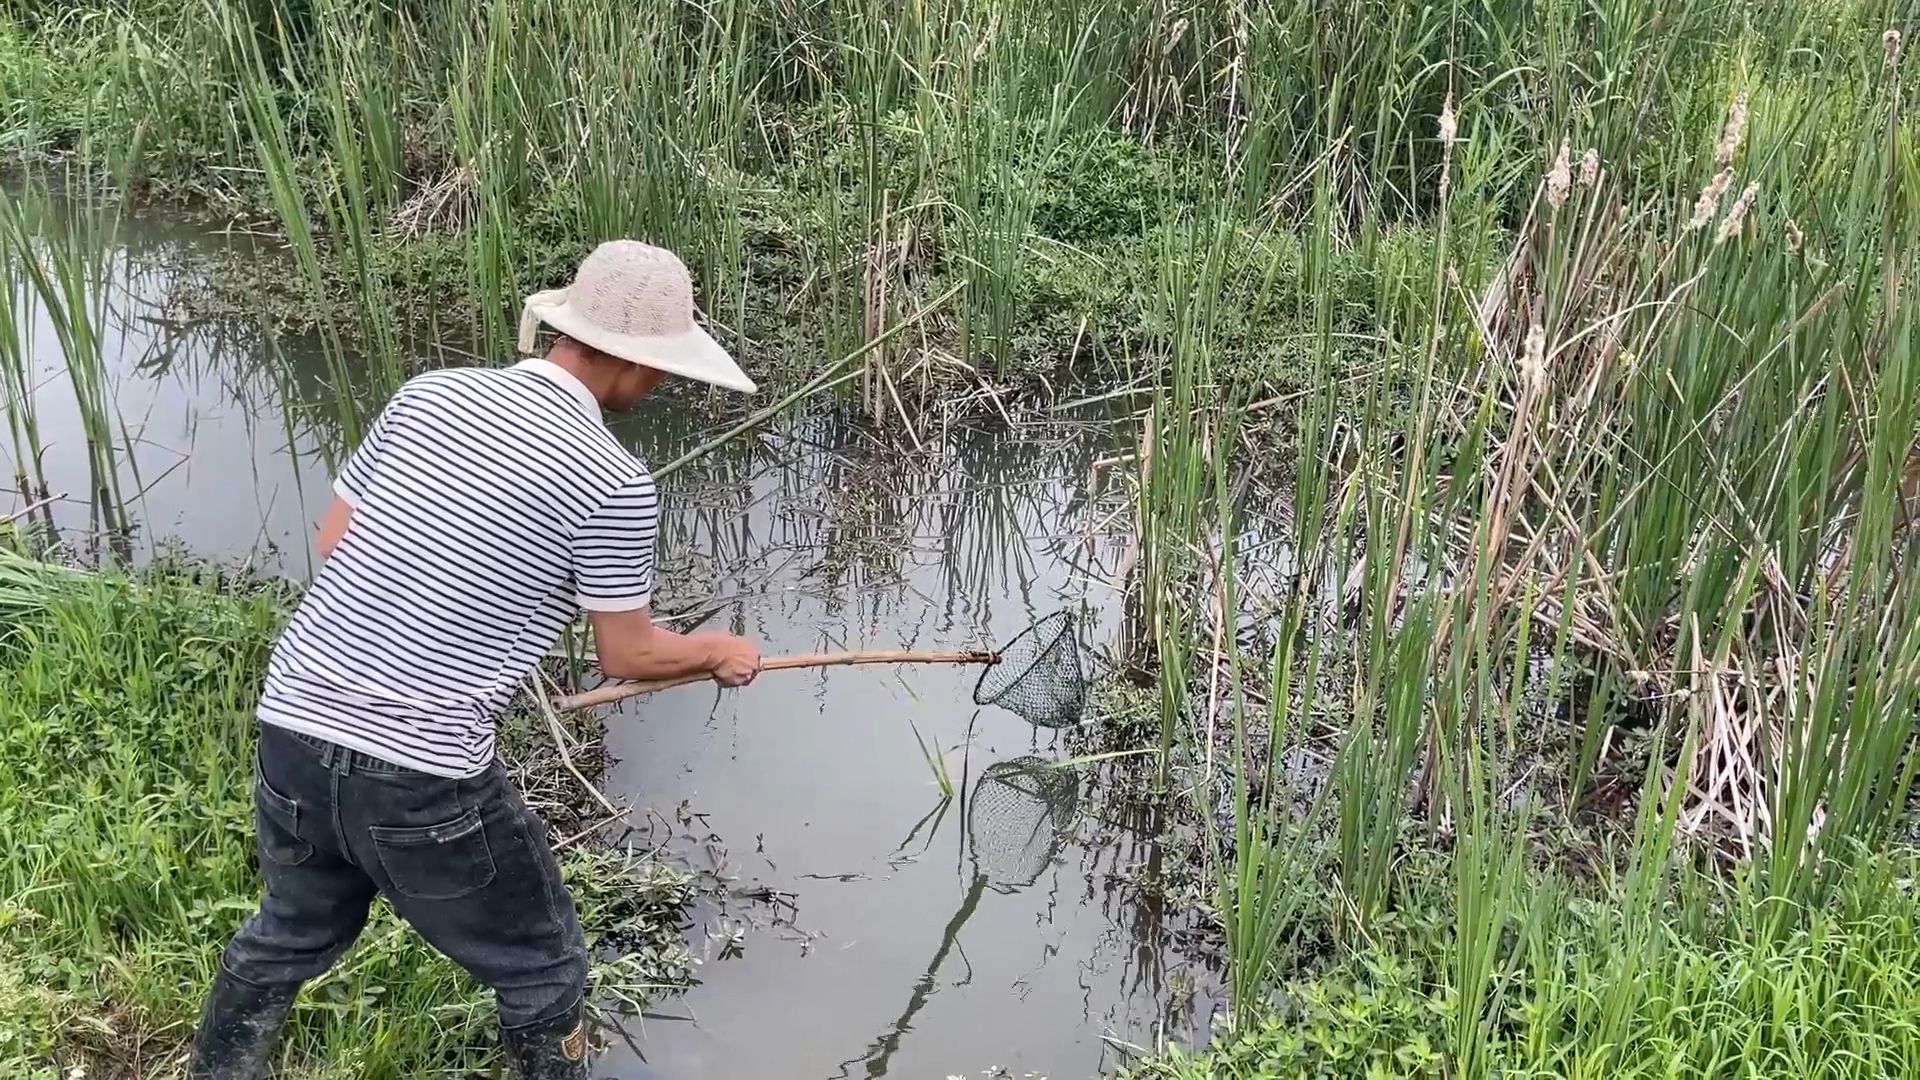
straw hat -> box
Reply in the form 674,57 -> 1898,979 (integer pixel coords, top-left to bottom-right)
517,241 -> 755,393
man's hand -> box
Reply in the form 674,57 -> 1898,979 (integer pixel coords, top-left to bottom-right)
697,632 -> 762,687
587,607 -> 764,686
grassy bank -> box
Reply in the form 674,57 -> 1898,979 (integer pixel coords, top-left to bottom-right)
1130,850 -> 1920,1079
3,0 -> 1433,424
0,551 -> 695,1080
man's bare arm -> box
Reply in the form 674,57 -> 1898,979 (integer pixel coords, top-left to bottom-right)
586,606 -> 761,686
316,496 -> 354,560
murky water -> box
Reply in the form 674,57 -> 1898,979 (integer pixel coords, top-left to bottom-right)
1,213 -> 337,572
3,214 -> 1222,1076
597,411 -> 1221,1078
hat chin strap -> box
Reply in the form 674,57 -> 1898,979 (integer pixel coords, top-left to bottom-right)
518,291 -> 567,354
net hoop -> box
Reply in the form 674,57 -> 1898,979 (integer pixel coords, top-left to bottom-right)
969,610 -> 1084,727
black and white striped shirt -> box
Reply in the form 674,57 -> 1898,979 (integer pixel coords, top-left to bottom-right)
259,359 -> 657,777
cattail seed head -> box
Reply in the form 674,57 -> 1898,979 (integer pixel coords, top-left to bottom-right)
1521,319 -> 1547,386
1785,218 -> 1804,255
1437,95 -> 1458,200
1165,17 -> 1190,55
1546,138 -> 1572,210
1715,92 -> 1750,169
1716,181 -> 1759,244
1579,147 -> 1600,187
1689,167 -> 1734,230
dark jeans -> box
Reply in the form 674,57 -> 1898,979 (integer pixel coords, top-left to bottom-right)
220,723 -> 587,1034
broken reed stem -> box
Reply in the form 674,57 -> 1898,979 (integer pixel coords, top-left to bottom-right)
655,282 -> 964,482
531,670 -> 625,819
2,490 -> 66,525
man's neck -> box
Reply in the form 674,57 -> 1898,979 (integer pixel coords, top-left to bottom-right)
543,343 -> 616,409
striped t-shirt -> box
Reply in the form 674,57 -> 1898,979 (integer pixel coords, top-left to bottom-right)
258,359 -> 657,777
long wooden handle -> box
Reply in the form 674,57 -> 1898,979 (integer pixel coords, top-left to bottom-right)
550,648 -> 997,711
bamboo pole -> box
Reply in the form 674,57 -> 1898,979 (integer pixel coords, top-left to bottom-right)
552,648 -> 997,711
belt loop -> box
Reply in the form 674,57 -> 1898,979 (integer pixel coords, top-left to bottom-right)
319,739 -> 348,775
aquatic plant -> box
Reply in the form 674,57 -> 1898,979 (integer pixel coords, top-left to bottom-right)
1,1 -> 1917,1075
0,226 -> 43,500
1125,13 -> 1920,1072
0,180 -> 128,537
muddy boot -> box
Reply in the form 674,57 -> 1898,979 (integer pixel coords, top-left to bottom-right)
186,964 -> 299,1079
501,1000 -> 591,1080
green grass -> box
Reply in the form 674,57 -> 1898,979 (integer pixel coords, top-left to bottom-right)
0,553 -> 696,1079
1130,849 -> 1920,1080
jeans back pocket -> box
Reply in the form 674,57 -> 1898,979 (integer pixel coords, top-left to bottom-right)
254,753 -> 315,867
369,809 -> 497,901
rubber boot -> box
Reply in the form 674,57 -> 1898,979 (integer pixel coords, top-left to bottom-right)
501,999 -> 591,1080
186,964 -> 300,1079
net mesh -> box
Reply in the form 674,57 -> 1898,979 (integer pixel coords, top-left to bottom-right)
972,611 -> 1085,728
965,756 -> 1080,891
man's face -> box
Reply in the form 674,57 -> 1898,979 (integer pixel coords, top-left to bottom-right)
603,362 -> 668,412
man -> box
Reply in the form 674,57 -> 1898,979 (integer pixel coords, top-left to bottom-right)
190,241 -> 762,1079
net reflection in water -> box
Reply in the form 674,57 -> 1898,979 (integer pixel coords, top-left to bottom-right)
967,755 -> 1080,891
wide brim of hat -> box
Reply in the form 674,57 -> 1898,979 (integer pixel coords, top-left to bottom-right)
525,293 -> 756,393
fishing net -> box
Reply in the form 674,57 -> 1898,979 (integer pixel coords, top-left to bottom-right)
965,756 -> 1080,891
972,611 -> 1085,728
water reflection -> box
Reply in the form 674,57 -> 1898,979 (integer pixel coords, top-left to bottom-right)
601,411 -> 1220,1079
842,756 -> 1081,1078
1,209 -> 337,573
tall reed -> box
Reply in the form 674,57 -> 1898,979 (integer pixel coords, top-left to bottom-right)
0,228 -> 44,501
0,181 -> 128,536
1129,8 -> 1920,1066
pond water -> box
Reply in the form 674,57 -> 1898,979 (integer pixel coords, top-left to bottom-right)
2,213 -> 1224,1077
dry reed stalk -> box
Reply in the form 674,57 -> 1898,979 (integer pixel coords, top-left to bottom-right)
2,490 -> 65,525
860,192 -> 928,447
1474,234 -> 1530,366
1452,136 -> 1872,854
530,671 -> 626,821
387,165 -> 476,237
